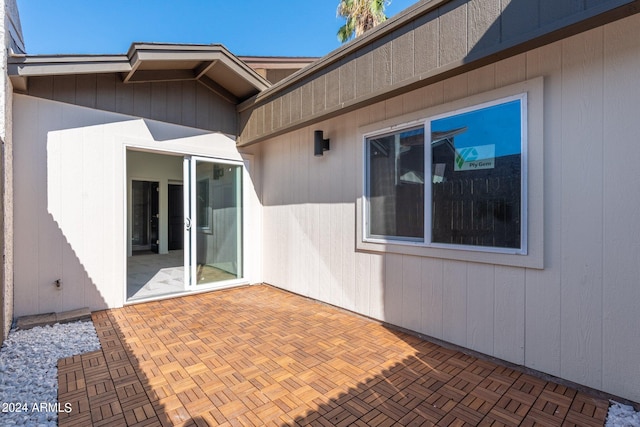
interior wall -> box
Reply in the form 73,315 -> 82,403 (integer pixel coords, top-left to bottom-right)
256,14 -> 640,402
126,150 -> 183,256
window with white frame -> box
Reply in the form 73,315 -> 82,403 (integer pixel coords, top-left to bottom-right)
364,94 -> 527,254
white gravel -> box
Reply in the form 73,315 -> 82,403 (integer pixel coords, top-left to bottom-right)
607,401 -> 640,427
0,321 -> 101,426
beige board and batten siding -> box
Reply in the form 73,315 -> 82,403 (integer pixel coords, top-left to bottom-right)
248,14 -> 640,403
12,94 -> 260,316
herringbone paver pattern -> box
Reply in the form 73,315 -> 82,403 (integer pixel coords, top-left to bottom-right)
58,285 -> 609,426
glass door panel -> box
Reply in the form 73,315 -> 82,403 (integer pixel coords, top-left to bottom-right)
189,158 -> 243,287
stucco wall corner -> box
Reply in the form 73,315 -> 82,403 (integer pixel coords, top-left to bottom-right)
2,83 -> 14,343
0,130 -> 12,342
1,0 -> 21,342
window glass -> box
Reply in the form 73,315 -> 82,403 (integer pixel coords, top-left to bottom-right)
367,127 -> 425,239
430,99 -> 522,249
364,95 -> 525,252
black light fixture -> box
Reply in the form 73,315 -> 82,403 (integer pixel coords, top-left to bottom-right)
314,130 -> 330,157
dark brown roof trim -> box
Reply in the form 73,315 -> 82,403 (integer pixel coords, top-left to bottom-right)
237,0 -> 640,146
238,0 -> 452,111
9,43 -> 271,101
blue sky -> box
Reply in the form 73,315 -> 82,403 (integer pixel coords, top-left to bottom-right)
16,0 -> 418,57
431,99 -> 523,157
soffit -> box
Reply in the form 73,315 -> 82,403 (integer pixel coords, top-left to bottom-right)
239,56 -> 319,70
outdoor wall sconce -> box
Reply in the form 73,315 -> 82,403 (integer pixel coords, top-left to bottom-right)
314,130 -> 330,157
213,164 -> 224,180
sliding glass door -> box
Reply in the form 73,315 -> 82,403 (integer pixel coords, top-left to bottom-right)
184,157 -> 243,289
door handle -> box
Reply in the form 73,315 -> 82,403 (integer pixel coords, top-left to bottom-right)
185,217 -> 192,230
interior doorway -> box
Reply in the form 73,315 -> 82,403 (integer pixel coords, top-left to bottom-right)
131,180 -> 159,253
127,150 -> 184,301
168,183 -> 184,251
126,149 -> 245,302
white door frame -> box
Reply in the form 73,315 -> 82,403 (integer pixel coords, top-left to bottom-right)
123,145 -> 250,304
184,155 -> 246,291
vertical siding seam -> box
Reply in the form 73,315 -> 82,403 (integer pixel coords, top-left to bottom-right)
380,254 -> 385,321
463,261 -> 468,348
498,0 -> 504,46
411,23 -> 416,82
439,259 -> 444,336
35,100 -> 41,314
465,261 -> 470,348
307,131 -> 311,296
492,264 -> 496,356
464,2 -> 469,58
367,255 -> 372,317
82,132 -> 89,310
390,31 -> 395,86
419,257 -> 423,335
401,256 -> 405,327
436,9 -> 441,69
558,38 -> 564,380
599,25 -> 605,391
522,267 -> 526,364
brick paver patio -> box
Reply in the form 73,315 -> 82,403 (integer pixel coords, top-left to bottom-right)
58,285 -> 609,426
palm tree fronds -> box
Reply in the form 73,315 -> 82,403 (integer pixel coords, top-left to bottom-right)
337,0 -> 390,43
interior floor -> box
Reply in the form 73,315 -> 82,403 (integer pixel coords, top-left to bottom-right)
196,264 -> 237,284
127,250 -> 239,301
127,250 -> 185,301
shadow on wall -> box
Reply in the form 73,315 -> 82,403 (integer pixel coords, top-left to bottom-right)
12,96 -> 151,317
460,0 -> 597,64
142,119 -> 209,142
13,92 -> 241,317
12,212 -> 111,317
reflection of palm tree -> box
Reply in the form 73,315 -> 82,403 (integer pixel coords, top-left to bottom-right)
337,0 -> 389,43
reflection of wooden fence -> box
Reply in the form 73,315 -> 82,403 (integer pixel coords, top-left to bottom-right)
432,176 -> 520,248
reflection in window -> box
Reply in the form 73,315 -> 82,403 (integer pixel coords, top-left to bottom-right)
196,178 -> 210,231
364,94 -> 526,252
367,127 -> 424,239
431,99 -> 523,249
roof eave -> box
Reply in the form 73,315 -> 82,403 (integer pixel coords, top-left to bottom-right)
8,43 -> 271,101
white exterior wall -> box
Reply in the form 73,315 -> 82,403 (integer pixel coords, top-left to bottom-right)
13,94 -> 262,316
255,14 -> 640,402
